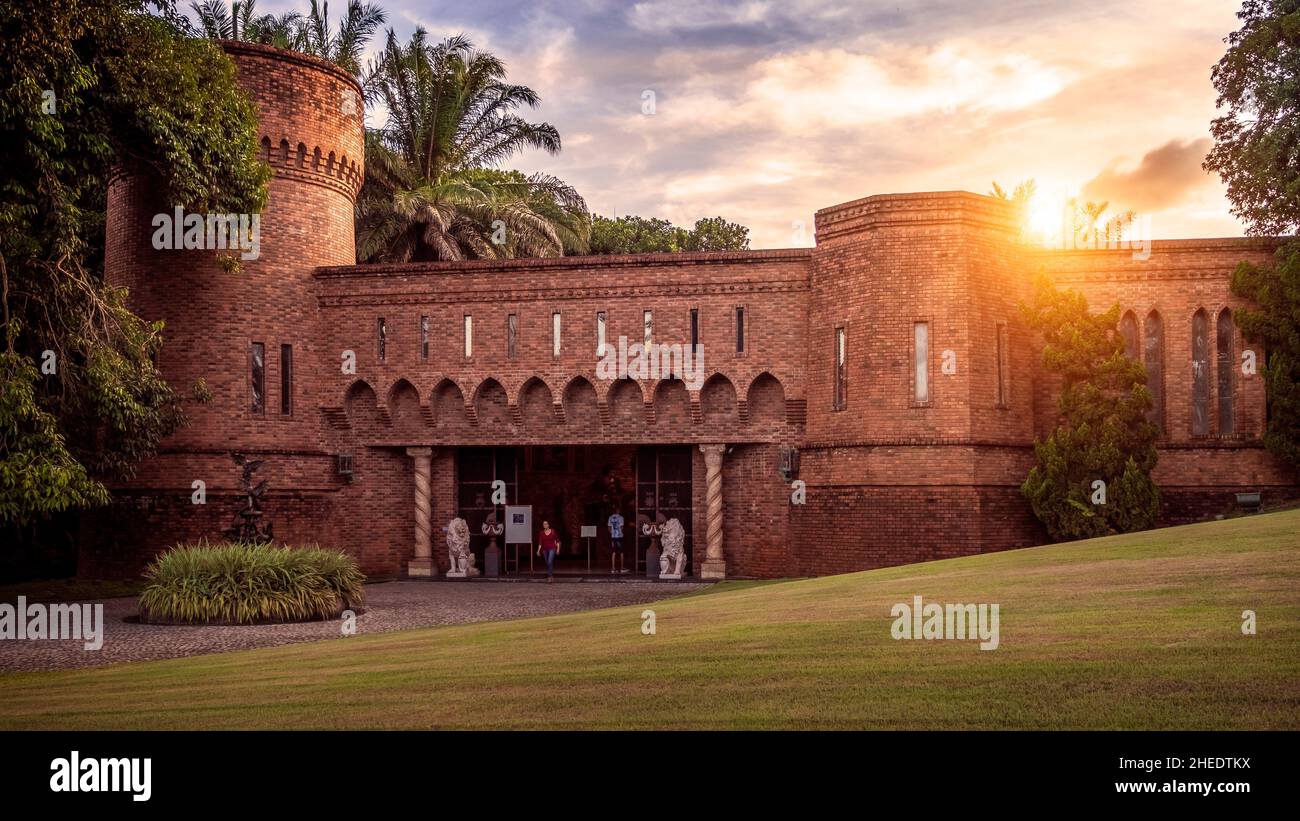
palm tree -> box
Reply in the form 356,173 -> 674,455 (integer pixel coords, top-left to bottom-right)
300,0 -> 386,78
356,29 -> 590,262
188,1 -> 382,78
989,179 -> 1037,219
190,0 -> 257,39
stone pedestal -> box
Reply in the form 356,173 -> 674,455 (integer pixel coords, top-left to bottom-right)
408,558 -> 434,578
445,570 -> 467,579
645,546 -> 660,579
699,559 -> 726,580
485,545 -> 500,577
659,571 -> 682,581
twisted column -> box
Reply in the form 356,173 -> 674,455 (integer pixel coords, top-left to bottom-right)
406,447 -> 435,577
699,443 -> 726,579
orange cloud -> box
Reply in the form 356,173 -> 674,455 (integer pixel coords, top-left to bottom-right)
1081,138 -> 1215,212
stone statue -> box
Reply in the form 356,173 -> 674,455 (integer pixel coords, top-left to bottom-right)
480,512 -> 503,577
659,517 -> 686,579
446,517 -> 475,578
221,453 -> 273,544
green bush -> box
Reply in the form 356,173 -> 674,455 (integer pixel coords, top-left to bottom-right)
138,542 -> 365,624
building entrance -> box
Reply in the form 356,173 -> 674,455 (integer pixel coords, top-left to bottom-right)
456,445 -> 693,576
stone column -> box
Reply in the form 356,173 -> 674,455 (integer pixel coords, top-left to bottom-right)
407,447 -> 436,577
698,443 -> 726,579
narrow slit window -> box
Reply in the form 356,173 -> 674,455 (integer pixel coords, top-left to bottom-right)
279,344 -> 292,415
913,322 -> 930,404
643,310 -> 653,348
736,307 -> 746,353
1144,311 -> 1164,433
596,311 -> 607,357
690,308 -> 700,351
377,317 -> 386,362
834,326 -> 847,411
996,322 -> 1008,407
552,312 -> 562,357
1192,309 -> 1210,435
1120,312 -> 1139,360
464,314 -> 473,358
507,313 -> 518,359
250,342 -> 265,414
1217,309 -> 1234,435
420,315 -> 429,361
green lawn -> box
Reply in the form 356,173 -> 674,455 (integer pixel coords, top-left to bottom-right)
2,511 -> 1298,729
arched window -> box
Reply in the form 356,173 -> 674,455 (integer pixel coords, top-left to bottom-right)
1119,311 -> 1139,360
1143,311 -> 1164,433
1191,309 -> 1210,436
1217,308 -> 1235,435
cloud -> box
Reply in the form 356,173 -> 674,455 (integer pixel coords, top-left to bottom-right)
1081,138 -> 1215,212
374,0 -> 1247,244
627,1 -> 773,33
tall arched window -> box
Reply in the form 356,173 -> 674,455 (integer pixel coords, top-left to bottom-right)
1144,311 -> 1164,433
1120,311 -> 1139,360
1191,309 -> 1210,436
1217,308 -> 1235,435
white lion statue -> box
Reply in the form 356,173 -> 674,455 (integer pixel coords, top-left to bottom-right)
446,517 -> 476,576
659,517 -> 686,578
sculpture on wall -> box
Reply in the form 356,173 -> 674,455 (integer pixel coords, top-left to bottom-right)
222,453 -> 273,544
481,512 -> 503,577
446,517 -> 476,577
659,517 -> 686,579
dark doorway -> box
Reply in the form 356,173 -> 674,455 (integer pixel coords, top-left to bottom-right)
636,445 -> 694,574
455,445 -> 691,576
456,447 -> 519,572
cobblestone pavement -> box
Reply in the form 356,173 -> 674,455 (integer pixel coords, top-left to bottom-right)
0,580 -> 706,673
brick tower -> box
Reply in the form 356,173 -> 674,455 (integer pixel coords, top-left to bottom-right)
92,42 -> 364,575
792,192 -> 1043,574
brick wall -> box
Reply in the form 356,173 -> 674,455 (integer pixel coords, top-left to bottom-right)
84,43 -> 1297,581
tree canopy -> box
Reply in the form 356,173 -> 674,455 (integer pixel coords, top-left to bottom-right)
585,214 -> 750,255
0,0 -> 268,524
1020,276 -> 1160,541
1204,0 -> 1300,237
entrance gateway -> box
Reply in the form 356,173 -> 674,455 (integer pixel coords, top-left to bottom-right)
456,446 -> 693,576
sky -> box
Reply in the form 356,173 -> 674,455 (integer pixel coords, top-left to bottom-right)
244,0 -> 1249,247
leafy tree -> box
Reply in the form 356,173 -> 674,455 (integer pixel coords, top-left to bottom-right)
0,0 -> 269,524
1020,275 -> 1160,541
1205,1 -> 1300,469
1204,0 -> 1300,237
588,215 -> 685,254
356,30 -> 588,261
586,214 -> 750,255
1230,243 -> 1300,468
682,216 -> 750,251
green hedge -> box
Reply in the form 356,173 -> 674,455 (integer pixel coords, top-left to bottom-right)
138,542 -> 365,624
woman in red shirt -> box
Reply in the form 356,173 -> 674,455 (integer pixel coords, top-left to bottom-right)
536,521 -> 562,582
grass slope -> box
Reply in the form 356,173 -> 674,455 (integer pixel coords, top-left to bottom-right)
2,511 -> 1298,729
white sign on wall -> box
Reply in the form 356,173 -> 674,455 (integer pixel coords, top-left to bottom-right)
505,505 -> 533,544
580,525 -> 597,538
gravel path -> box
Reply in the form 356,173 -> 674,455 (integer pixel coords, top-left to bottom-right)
0,580 -> 706,673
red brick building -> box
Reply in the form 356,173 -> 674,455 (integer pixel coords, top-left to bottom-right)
87,42 -> 1298,579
